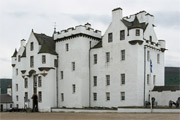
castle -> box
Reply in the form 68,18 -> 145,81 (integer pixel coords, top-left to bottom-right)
11,8 -> 166,112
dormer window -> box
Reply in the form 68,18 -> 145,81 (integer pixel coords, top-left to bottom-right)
30,42 -> 34,51
108,33 -> 113,42
136,29 -> 140,36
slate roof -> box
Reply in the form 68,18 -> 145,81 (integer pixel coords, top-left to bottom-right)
122,16 -> 148,31
12,49 -> 17,57
91,41 -> 102,49
152,86 -> 180,92
0,94 -> 13,103
21,47 -> 26,57
33,33 -> 57,55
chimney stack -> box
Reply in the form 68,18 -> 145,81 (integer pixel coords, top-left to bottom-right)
112,7 -> 123,23
21,39 -> 26,47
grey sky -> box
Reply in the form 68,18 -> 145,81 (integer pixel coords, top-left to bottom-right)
0,0 -> 180,78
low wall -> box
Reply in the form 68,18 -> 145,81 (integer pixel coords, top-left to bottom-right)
51,108 -> 180,113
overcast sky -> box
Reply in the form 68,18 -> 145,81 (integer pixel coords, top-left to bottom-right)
0,0 -> 180,78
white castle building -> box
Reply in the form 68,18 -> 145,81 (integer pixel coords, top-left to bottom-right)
12,8 -> 166,112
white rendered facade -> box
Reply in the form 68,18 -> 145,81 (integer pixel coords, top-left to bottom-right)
12,8 -> 166,112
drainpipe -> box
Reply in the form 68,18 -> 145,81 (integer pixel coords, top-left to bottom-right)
56,55 -> 59,108
144,46 -> 146,106
89,41 -> 92,107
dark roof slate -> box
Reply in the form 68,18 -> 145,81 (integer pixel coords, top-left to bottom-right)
91,41 -> 102,49
21,47 -> 26,57
152,86 -> 180,92
122,16 -> 148,31
12,49 -> 17,57
0,94 -> 13,103
33,33 -> 57,55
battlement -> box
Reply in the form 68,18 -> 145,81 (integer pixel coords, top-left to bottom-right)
54,23 -> 101,40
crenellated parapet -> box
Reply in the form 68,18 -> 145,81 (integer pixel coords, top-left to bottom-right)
54,23 -> 101,41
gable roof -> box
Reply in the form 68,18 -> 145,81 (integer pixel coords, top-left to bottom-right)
0,94 -> 13,103
12,49 -> 17,57
33,33 -> 57,55
122,16 -> 148,31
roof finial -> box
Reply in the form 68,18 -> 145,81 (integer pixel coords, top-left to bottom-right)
54,22 -> 56,33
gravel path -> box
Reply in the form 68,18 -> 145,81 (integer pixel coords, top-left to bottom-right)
0,112 -> 180,120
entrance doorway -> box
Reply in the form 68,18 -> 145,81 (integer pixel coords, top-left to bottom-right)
1,104 -> 3,112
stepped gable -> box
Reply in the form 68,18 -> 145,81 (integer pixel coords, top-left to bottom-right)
34,33 -> 57,55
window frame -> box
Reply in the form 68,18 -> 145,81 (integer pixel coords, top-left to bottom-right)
93,76 -> 97,86
106,75 -> 110,86
24,78 -> 28,88
30,42 -> 34,51
121,74 -> 125,85
120,30 -> 125,40
94,54 -> 97,64
121,50 -> 125,61
72,84 -> 76,93
38,76 -> 42,87
121,92 -> 125,101
106,92 -> 110,101
106,52 -> 110,63
93,93 -> 97,101
42,55 -> 46,64
108,33 -> 113,42
61,93 -> 64,101
66,43 -> 69,51
38,91 -> 42,102
72,62 -> 75,71
136,29 -> 140,36
30,56 -> 34,67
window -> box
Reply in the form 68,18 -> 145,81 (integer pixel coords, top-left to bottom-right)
30,56 -> 34,67
106,75 -> 110,86
121,92 -> 125,100
157,54 -> 160,64
136,29 -> 140,36
121,50 -> 125,60
38,91 -> 42,102
93,76 -> 97,86
25,92 -> 28,102
147,51 -> 150,61
108,33 -> 113,42
38,76 -> 42,87
147,74 -> 150,85
16,69 -> 18,75
153,75 -> 156,85
72,62 -> 75,71
66,43 -> 69,51
94,54 -> 97,64
149,36 -> 152,42
24,78 -> 28,88
18,55 -> 21,62
72,84 -> 76,93
61,71 -> 63,79
120,30 -> 125,40
54,59 -> 58,67
16,95 -> 18,101
106,92 -> 110,101
61,93 -> 64,101
121,74 -> 125,85
42,55 -> 46,64
16,84 -> 18,91
30,42 -> 34,51
93,93 -> 97,101
106,52 -> 110,63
